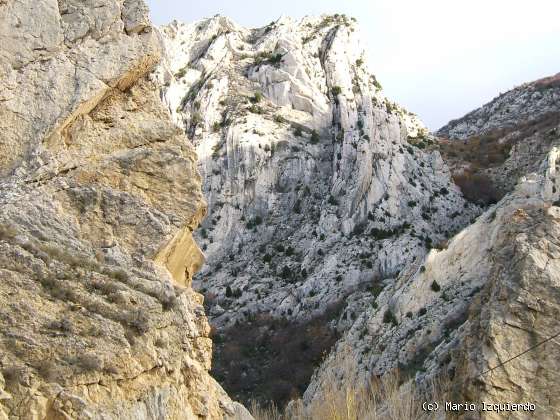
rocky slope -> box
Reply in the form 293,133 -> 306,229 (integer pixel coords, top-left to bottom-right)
306,148 -> 560,419
437,73 -> 560,140
156,15 -> 480,404
436,74 -> 560,206
157,14 -> 560,416
305,77 -> 560,418
0,1 -> 248,419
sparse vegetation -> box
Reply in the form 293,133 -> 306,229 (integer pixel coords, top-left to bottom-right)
249,104 -> 264,114
251,92 -> 263,103
255,51 -> 284,67
383,309 -> 398,326
249,349 -> 449,420
310,130 -> 320,144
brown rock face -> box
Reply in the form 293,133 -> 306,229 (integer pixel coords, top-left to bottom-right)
0,1 -> 249,419
454,202 -> 560,419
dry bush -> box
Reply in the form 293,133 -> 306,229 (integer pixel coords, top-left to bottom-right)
452,171 -> 502,205
0,223 -> 17,241
211,303 -> 343,407
71,353 -> 104,373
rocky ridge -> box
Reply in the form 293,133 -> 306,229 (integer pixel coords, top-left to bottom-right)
157,15 -> 480,404
437,73 -> 560,140
158,14 -> 560,416
0,1 -> 248,419
437,74 -> 560,206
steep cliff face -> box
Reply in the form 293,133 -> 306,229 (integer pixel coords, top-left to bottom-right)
0,1 -> 248,419
157,15 -> 480,403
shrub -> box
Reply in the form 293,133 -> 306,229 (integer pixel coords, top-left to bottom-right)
273,114 -> 284,124
75,354 -> 103,372
294,127 -> 303,137
430,280 -> 441,292
249,105 -> 263,114
191,113 -> 202,125
212,121 -> 221,133
269,53 -> 283,65
251,92 -> 263,103
280,266 -> 292,280
331,86 -> 342,96
328,195 -> 338,206
246,216 -> 263,229
175,67 -> 187,78
0,223 -> 17,241
310,130 -> 320,144
48,317 -> 73,333
383,309 -> 398,326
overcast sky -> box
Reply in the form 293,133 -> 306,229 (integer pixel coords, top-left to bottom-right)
146,0 -> 560,130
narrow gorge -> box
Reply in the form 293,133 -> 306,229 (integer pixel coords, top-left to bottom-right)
1,1 -> 559,419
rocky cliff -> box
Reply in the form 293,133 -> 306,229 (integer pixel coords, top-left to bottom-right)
156,15 -> 481,404
306,147 -> 560,419
157,14 -> 560,416
305,76 -> 560,418
0,1 -> 248,419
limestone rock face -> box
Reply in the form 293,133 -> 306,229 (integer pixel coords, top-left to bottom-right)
158,16 -> 478,334
156,15 -> 483,404
0,1 -> 248,419
306,149 -> 560,418
305,74 -> 560,418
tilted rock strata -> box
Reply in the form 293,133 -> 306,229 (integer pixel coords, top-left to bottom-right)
0,1 -> 249,419
156,14 -> 483,405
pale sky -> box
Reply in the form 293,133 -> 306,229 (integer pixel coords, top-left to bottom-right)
146,0 -> 560,130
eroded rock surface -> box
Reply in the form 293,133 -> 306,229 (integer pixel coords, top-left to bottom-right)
0,1 -> 248,419
156,15 -> 480,404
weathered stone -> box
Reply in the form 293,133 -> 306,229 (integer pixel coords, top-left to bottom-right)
0,1 -> 249,419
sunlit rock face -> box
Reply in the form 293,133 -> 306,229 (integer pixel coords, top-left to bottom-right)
158,15 -> 477,330
437,73 -> 560,140
0,1 -> 251,419
156,14 -> 481,404
158,14 -> 560,416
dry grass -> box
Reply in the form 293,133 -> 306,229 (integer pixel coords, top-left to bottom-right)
250,347 -> 448,420
251,371 -> 445,420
